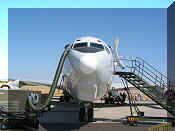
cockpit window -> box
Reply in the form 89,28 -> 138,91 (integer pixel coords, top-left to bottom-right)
73,42 -> 104,53
73,42 -> 88,48
105,46 -> 110,54
90,43 -> 104,50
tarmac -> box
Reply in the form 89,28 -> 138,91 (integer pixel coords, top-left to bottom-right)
40,101 -> 175,131
3,101 -> 175,131
94,100 -> 171,121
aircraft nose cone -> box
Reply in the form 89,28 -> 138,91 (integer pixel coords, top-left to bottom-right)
80,54 -> 97,74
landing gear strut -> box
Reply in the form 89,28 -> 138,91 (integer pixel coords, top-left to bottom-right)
79,103 -> 94,122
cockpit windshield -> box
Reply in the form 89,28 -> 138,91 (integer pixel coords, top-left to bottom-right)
72,42 -> 105,53
73,42 -> 88,48
90,43 -> 104,50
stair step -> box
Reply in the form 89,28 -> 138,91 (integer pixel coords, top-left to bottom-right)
125,76 -> 137,78
115,71 -> 175,117
130,78 -> 142,81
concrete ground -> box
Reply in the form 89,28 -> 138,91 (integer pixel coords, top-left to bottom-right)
40,101 -> 175,131
94,101 -> 172,122
4,101 -> 175,131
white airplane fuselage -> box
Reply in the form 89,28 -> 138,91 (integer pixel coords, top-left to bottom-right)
62,37 -> 114,102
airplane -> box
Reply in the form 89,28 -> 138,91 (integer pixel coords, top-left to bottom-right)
54,36 -> 125,121
0,80 -> 20,90
63,37 -> 116,101
0,80 -> 41,105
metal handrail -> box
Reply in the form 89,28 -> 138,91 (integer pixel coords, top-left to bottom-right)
115,56 -> 172,91
135,57 -> 172,86
135,57 -> 167,79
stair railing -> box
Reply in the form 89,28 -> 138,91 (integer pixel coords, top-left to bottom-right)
114,56 -> 174,96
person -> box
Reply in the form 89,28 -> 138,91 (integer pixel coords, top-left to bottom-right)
111,89 -> 121,104
134,95 -> 137,101
111,88 -> 119,98
119,92 -> 123,104
138,94 -> 142,101
122,92 -> 127,104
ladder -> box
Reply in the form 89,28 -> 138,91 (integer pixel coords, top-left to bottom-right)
114,56 -> 175,117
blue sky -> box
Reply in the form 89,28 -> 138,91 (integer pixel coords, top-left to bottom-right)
0,0 -> 174,80
8,8 -> 167,81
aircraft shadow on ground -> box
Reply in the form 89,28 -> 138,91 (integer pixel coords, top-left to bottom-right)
41,123 -> 90,131
41,121 -> 154,131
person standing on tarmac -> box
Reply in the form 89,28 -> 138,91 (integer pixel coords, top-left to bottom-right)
121,92 -> 127,104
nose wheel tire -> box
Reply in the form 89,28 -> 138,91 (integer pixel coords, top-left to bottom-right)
87,108 -> 94,122
79,106 -> 94,122
79,107 -> 85,122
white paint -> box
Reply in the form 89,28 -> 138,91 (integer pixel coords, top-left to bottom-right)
62,36 -> 114,102
80,54 -> 97,74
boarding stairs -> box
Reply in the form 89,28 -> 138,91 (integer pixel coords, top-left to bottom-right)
114,57 -> 175,117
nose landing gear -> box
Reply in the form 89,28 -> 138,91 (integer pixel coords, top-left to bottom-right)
79,103 -> 94,122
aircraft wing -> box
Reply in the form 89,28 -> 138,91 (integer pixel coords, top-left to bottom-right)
20,80 -> 52,87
